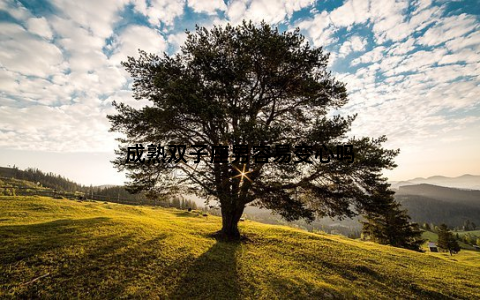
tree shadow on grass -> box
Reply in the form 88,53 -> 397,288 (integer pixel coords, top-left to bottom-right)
167,239 -> 243,300
170,210 -> 204,218
0,217 -> 145,298
0,217 -> 112,264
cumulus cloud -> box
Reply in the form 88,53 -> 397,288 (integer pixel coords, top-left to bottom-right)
26,17 -> 53,40
227,0 -> 315,25
296,11 -> 336,47
0,104 -> 117,152
188,0 -> 226,15
418,13 -> 479,46
329,0 -> 370,28
0,0 -> 479,167
133,0 -> 185,26
110,25 -> 167,65
338,35 -> 367,57
50,0 -> 130,38
0,23 -> 65,77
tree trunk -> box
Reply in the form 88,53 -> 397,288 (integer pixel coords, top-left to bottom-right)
220,204 -> 245,239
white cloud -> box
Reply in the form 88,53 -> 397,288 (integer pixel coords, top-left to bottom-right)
26,17 -> 53,40
351,46 -> 386,66
438,48 -> 479,65
50,0 -> 129,39
0,104 -> 117,152
0,23 -> 65,77
339,35 -> 367,57
297,11 -> 336,47
445,30 -> 480,52
110,25 -> 167,65
188,0 -> 226,14
227,0 -> 315,25
0,68 -> 20,95
0,0 -> 479,172
417,13 -> 479,47
329,0 -> 370,28
167,31 -> 189,52
133,0 -> 185,26
0,0 -> 31,21
285,0 -> 315,16
387,37 -> 415,55
226,0 -> 248,24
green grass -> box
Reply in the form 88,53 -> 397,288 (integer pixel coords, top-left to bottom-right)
1,196 -> 480,299
457,230 -> 480,237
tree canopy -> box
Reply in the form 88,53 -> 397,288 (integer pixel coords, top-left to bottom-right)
361,186 -> 424,251
437,224 -> 461,255
108,21 -> 399,238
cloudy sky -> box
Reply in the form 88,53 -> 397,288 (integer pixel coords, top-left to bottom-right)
0,0 -> 479,185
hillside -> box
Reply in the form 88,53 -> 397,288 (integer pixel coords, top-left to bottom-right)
397,184 -> 480,206
1,196 -> 480,299
0,166 -> 83,193
0,166 -> 159,206
396,184 -> 480,227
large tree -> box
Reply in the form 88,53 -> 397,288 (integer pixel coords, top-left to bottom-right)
108,21 -> 399,239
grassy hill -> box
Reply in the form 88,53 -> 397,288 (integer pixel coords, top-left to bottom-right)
395,184 -> 480,228
1,196 -> 480,299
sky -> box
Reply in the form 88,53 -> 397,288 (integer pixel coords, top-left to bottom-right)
0,0 -> 479,186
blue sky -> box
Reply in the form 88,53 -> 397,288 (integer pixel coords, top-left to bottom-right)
0,0 -> 479,185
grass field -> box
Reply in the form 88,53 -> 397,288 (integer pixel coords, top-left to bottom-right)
1,196 -> 480,299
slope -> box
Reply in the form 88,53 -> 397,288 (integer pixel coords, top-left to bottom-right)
1,196 -> 479,299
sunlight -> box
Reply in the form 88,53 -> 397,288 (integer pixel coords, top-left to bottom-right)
232,164 -> 253,183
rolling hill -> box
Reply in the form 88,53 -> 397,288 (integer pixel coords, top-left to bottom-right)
396,184 -> 480,227
1,196 -> 479,299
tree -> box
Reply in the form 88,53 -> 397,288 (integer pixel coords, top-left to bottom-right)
463,234 -> 473,245
361,186 -> 424,251
437,224 -> 461,255
423,223 -> 431,231
463,220 -> 472,231
171,196 -> 181,208
108,21 -> 399,239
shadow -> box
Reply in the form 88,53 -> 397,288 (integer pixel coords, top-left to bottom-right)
0,217 -> 112,264
0,217 -> 147,298
167,240 -> 242,300
171,211 -> 203,218
50,233 -> 169,298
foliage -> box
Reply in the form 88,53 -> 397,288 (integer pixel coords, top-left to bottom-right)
463,219 -> 477,231
108,21 -> 399,238
361,187 -> 424,251
437,224 -> 461,255
422,223 -> 430,231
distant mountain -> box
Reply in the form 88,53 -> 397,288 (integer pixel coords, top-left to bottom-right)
390,174 -> 480,190
395,184 -> 480,227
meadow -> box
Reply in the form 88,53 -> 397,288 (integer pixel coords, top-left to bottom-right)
1,196 -> 479,299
